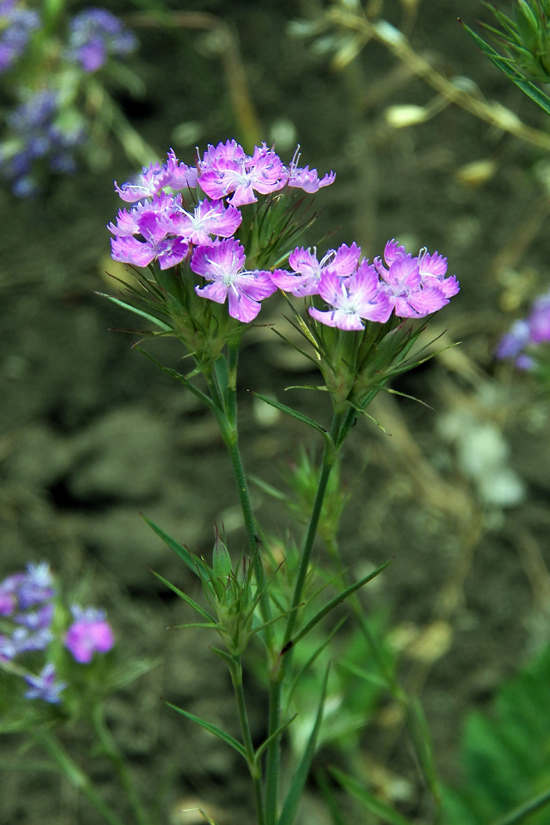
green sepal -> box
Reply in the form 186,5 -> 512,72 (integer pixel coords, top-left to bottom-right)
277,664 -> 330,825
149,569 -> 216,622
463,23 -> 550,117
141,515 -> 210,579
95,293 -> 173,331
330,767 -> 413,825
210,646 -> 236,668
253,713 -> 298,769
165,702 -> 247,760
250,392 -> 333,445
285,559 -> 392,652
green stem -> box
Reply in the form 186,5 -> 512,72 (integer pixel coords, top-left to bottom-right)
265,411 -> 345,825
492,786 -> 550,825
229,657 -> 265,825
92,705 -> 152,825
36,729 -> 126,825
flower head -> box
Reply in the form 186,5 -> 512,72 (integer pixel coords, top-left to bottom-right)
285,147 -> 336,193
191,238 -> 277,322
114,149 -> 197,203
65,605 -> 115,664
309,262 -> 392,330
271,243 -> 361,297
24,663 -> 66,704
198,140 -> 287,206
67,8 -> 137,73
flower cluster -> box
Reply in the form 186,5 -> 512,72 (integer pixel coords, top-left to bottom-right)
109,142 -> 336,322
66,8 -> 138,73
0,89 -> 85,196
271,239 -> 459,330
0,562 -> 115,703
0,3 -> 138,195
496,289 -> 550,370
0,0 -> 39,74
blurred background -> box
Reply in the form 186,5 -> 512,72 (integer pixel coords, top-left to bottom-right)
3,0 -> 550,822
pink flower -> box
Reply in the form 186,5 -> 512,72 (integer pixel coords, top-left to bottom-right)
309,262 -> 392,330
271,243 -> 361,297
190,238 -> 277,322
65,606 -> 114,664
198,141 -> 287,206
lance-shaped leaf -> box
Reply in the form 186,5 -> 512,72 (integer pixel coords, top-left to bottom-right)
286,615 -> 348,707
463,23 -> 550,117
137,349 -> 218,415
253,714 -> 298,770
95,292 -> 172,331
142,515 -> 210,579
330,767 -> 413,825
283,559 -> 393,654
315,769 -> 352,825
250,392 -> 333,445
149,569 -> 216,622
166,702 -> 247,760
277,664 -> 330,825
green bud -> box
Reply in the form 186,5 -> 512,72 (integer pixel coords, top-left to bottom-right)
212,531 -> 232,580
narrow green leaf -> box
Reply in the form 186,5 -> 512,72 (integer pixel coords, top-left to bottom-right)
337,659 -> 388,690
315,769 -> 352,825
248,473 -> 290,502
136,349 -> 217,414
210,646 -> 236,668
277,665 -> 331,825
330,768 -> 413,825
165,702 -> 247,759
254,714 -> 298,767
286,560 -> 393,652
149,569 -> 216,622
491,786 -> 550,825
95,292 -> 172,330
170,622 -> 220,629
250,392 -> 332,443
463,23 -> 550,116
286,616 -> 348,707
141,515 -> 210,579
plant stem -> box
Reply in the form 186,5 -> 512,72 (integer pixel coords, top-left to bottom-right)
264,411 -> 344,825
36,728 -> 126,825
92,704 -> 152,825
492,786 -> 550,825
229,656 -> 265,825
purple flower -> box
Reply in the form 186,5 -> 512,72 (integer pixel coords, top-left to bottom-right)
67,8 -> 137,73
198,140 -> 287,206
495,289 -> 550,369
65,605 -> 114,664
309,263 -> 392,330
271,243 -> 361,297
190,238 -> 277,323
528,291 -> 550,344
374,241 -> 457,318
15,603 -> 54,631
285,147 -> 335,193
108,191 -> 183,236
0,572 -> 24,616
171,198 -> 242,245
110,211 -> 189,269
114,149 -> 197,203
0,1 -> 40,74
17,562 -> 55,609
495,319 -> 530,360
24,663 -> 66,704
0,625 -> 52,658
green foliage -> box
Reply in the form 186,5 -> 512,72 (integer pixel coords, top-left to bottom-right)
442,644 -> 550,825
480,0 -> 550,83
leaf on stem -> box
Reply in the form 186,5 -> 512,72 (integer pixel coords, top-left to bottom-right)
95,292 -> 172,331
165,702 -> 248,760
249,392 -> 333,445
284,559 -> 393,653
286,615 -> 348,707
149,569 -> 216,622
141,515 -> 210,579
330,767 -> 413,825
277,665 -> 331,825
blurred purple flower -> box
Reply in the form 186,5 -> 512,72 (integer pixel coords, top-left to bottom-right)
15,602 -> 54,631
495,288 -> 550,369
528,291 -> 550,344
24,663 -> 66,704
271,243 -> 361,297
17,562 -> 55,609
67,8 -> 137,73
191,238 -> 277,322
309,262 -> 392,330
65,605 -> 114,664
495,319 -> 530,360
0,0 -> 40,74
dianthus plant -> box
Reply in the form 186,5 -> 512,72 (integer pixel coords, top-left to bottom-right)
103,139 -> 459,825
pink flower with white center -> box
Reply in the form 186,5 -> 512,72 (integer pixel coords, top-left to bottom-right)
190,238 -> 277,323
198,141 -> 287,206
110,211 -> 189,269
107,192 -> 183,237
65,605 -> 115,664
271,243 -> 361,297
309,262 -> 392,330
374,241 -> 457,318
285,148 -> 336,193
114,149 -> 197,203
172,198 -> 242,245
